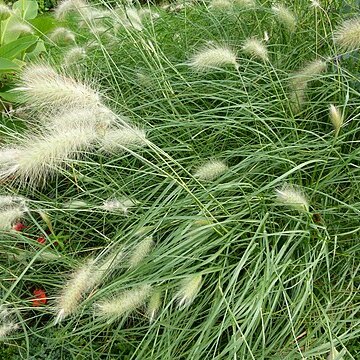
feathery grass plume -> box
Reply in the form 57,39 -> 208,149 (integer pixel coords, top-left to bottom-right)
125,7 -> 143,31
275,184 -> 309,213
100,127 -> 147,153
16,64 -> 101,110
329,104 -> 343,136
333,17 -> 360,51
147,290 -> 162,323
0,306 -> 19,339
115,7 -> 143,31
189,45 -> 238,72
100,198 -> 137,214
194,160 -> 228,181
176,274 -> 202,308
49,27 -> 76,44
233,0 -> 256,8
0,195 -> 26,209
209,0 -> 233,10
46,107 -> 115,132
310,0 -> 321,8
95,285 -> 151,320
10,23 -> 33,35
0,126 -> 98,186
128,237 -> 154,268
242,38 -> 269,62
54,259 -> 95,324
290,59 -> 327,110
54,0 -> 87,20
64,47 -> 86,67
0,207 -> 26,230
0,4 -> 11,21
272,4 -> 296,32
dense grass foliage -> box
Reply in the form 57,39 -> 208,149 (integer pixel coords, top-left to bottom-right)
0,0 -> 359,359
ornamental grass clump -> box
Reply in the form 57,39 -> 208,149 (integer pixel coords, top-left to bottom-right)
54,259 -> 95,324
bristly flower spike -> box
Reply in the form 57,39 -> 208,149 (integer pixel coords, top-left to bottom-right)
189,45 -> 239,72
176,274 -> 202,308
54,259 -> 95,324
329,104 -> 343,136
333,17 -> 360,51
194,160 -> 228,181
275,184 -> 309,213
95,285 -> 151,321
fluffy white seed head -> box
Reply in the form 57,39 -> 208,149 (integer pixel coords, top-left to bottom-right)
0,4 -> 11,21
189,45 -> 238,72
290,59 -> 327,110
100,198 -> 137,214
95,284 -> 151,320
209,0 -> 233,10
242,38 -> 269,62
334,17 -> 360,51
64,46 -> 86,67
329,104 -> 343,136
54,0 -> 88,20
0,195 -> 26,209
16,64 -> 101,111
0,126 -> 98,186
310,0 -> 321,8
54,259 -> 95,324
49,27 -> 76,44
272,4 -> 296,32
126,8 -> 143,31
128,237 -> 154,268
115,7 -> 143,31
233,0 -> 256,8
194,160 -> 228,181
0,322 -> 19,338
275,184 -> 309,213
177,274 -> 202,308
100,127 -> 147,153
10,23 -> 33,35
147,289 -> 162,323
46,107 -> 115,132
0,207 -> 26,230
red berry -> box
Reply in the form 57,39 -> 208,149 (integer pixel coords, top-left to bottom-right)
31,288 -> 47,306
12,222 -> 26,231
36,237 -> 46,244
